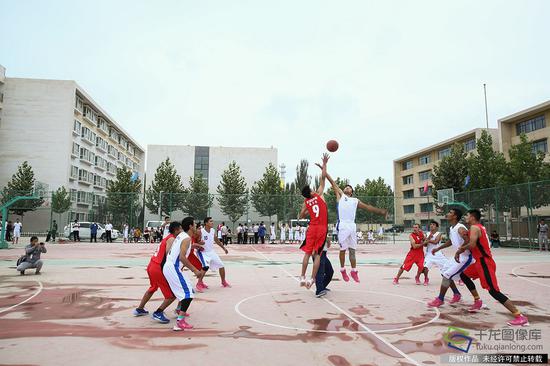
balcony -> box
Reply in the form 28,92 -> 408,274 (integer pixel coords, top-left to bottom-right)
80,157 -> 93,166
78,176 -> 92,185
95,163 -> 106,171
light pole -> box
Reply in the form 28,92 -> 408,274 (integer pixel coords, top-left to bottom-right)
158,191 -> 164,221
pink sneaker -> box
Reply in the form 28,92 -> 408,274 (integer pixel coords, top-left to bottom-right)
507,314 -> 529,327
173,318 -> 193,331
392,277 -> 399,285
449,294 -> 462,304
458,280 -> 464,286
427,297 -> 444,307
423,278 -> 429,286
350,270 -> 360,283
415,277 -> 421,285
195,283 -> 204,293
341,269 -> 350,282
200,282 -> 209,289
222,280 -> 232,288
468,299 -> 483,313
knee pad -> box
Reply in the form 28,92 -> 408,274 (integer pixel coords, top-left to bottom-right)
348,248 -> 356,261
489,289 -> 508,304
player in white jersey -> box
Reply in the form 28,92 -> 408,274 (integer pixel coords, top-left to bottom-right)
162,217 -> 202,331
279,223 -> 287,243
428,208 -> 480,308
320,169 -> 387,283
161,216 -> 171,238
270,223 -> 276,243
198,217 -> 231,289
422,220 -> 456,289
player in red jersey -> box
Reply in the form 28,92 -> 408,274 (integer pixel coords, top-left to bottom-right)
393,224 -> 426,285
298,153 -> 329,289
133,221 -> 181,323
457,209 -> 529,326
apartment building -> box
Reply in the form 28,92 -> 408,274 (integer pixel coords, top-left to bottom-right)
0,68 -> 144,228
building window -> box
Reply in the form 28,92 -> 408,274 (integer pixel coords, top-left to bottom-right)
194,146 -> 209,182
532,139 -> 548,155
72,142 -> 80,157
83,106 -> 98,124
98,118 -> 109,134
464,138 -> 476,152
81,126 -> 96,144
419,154 -> 431,165
403,189 -> 414,199
516,115 -> 546,135
96,136 -> 108,152
78,169 -> 91,183
109,128 -> 119,141
403,205 -> 415,214
402,175 -> 413,185
79,147 -> 94,164
128,145 -> 135,156
108,145 -> 118,158
402,160 -> 413,170
95,156 -> 107,170
75,96 -> 84,112
70,166 -> 79,179
73,120 -> 81,135
419,186 -> 433,196
420,203 -> 434,212
70,189 -> 78,202
438,147 -> 451,160
419,170 -> 431,182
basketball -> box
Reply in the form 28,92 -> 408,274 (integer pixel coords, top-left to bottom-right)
326,140 -> 339,152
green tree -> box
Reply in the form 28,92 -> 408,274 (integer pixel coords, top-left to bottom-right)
217,161 -> 249,227
0,161 -> 43,216
145,158 -> 186,216
467,130 -> 507,190
51,186 -> 71,219
106,168 -> 142,228
294,159 -> 311,190
354,177 -> 394,223
250,163 -> 283,221
181,174 -> 214,219
431,143 -> 469,198
278,182 -> 301,222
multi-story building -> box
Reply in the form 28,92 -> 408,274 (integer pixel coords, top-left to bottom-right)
145,145 -> 278,223
393,128 -> 499,228
499,99 -> 550,162
0,68 -> 145,229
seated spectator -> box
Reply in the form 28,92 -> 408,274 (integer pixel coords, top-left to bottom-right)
17,236 -> 47,275
134,227 -> 142,243
490,230 -> 500,248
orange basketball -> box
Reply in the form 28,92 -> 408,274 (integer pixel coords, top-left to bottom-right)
326,140 -> 339,152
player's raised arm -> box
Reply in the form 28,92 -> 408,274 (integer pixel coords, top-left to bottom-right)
316,153 -> 329,196
316,154 -> 341,199
357,200 -> 387,218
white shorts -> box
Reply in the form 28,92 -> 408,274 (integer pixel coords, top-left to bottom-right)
163,264 -> 194,300
270,233 -> 276,240
202,250 -> 225,271
338,222 -> 357,250
13,231 -> 21,238
441,253 -> 474,281
424,253 -> 448,270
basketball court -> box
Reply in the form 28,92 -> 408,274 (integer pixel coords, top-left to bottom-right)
1,241 -> 549,366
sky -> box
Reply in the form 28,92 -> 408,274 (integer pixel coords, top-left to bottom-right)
2,0 -> 550,189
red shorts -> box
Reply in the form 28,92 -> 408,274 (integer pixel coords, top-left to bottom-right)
301,225 -> 327,255
401,250 -> 424,272
188,250 -> 203,271
464,257 -> 500,292
146,261 -> 174,299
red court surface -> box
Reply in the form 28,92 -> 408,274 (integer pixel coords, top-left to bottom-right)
1,242 -> 549,366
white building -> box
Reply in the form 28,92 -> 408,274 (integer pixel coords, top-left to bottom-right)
0,67 -> 145,230
145,145 -> 278,223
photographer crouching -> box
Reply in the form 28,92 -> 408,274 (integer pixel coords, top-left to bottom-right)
17,236 -> 47,275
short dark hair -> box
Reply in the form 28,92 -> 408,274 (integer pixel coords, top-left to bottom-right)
468,209 -> 481,222
182,217 -> 195,231
30,236 -> 38,242
301,185 -> 312,198
344,184 -> 354,193
450,208 -> 463,220
203,217 -> 212,224
168,221 -> 182,234
165,216 -> 170,220
430,220 -> 439,227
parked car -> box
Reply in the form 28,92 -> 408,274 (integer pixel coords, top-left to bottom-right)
145,220 -> 164,230
387,225 -> 405,233
63,222 -> 120,241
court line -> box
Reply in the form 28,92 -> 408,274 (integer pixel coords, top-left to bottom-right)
235,289 -> 439,334
250,246 -> 422,366
0,280 -> 44,315
511,263 -> 550,288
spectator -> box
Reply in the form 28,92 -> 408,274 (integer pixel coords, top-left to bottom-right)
490,230 -> 500,248
331,225 -> 338,243
90,222 -> 98,243
105,221 -> 113,243
123,223 -> 129,243
258,222 -> 266,244
538,219 -> 548,252
237,224 -> 243,244
226,229 -> 233,244
243,224 -> 249,244
367,230 -> 374,244
6,220 -> 13,242
248,224 -> 254,244
280,223 -> 287,243
17,236 -> 47,275
51,220 -> 58,242
378,225 -> 384,241
221,222 -> 228,245
144,227 -> 151,243
134,227 -> 142,243
270,222 -> 276,244
161,217 -> 170,238
13,218 -> 22,244
253,223 -> 259,244
357,230 -> 364,244
71,219 -> 80,242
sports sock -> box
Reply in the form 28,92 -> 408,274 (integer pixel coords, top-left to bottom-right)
438,294 -> 445,301
512,310 -> 521,317
451,287 -> 460,295
351,268 -> 357,272
340,267 -> 346,272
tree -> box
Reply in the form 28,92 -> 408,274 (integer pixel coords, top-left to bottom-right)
106,168 -> 142,228
354,177 -> 394,223
294,159 -> 311,190
217,161 -> 249,227
51,186 -> 71,221
466,130 -> 507,190
145,158 -> 186,216
250,163 -> 283,221
278,182 -> 302,222
181,174 -> 214,219
0,161 -> 43,216
431,143 -> 469,198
